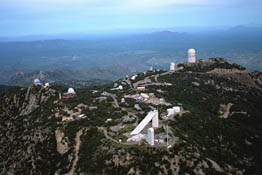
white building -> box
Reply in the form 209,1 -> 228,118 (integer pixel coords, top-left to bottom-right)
188,48 -> 196,63
166,106 -> 181,117
33,79 -> 41,85
173,106 -> 181,113
67,88 -> 76,94
127,134 -> 145,142
118,85 -> 123,90
131,75 -> 137,80
44,83 -> 50,88
130,110 -> 159,135
170,62 -> 175,71
147,128 -> 154,145
167,108 -> 175,117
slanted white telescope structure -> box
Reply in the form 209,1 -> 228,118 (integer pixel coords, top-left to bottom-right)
130,110 -> 159,135
188,48 -> 196,63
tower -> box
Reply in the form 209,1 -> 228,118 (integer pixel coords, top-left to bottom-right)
147,128 -> 154,145
188,48 -> 196,63
149,66 -> 154,71
170,62 -> 175,71
152,110 -> 159,128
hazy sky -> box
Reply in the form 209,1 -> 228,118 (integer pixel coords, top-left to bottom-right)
0,0 -> 261,36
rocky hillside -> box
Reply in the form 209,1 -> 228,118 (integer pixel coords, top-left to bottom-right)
0,58 -> 262,174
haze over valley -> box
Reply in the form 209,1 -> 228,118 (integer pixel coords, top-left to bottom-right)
1,26 -> 262,86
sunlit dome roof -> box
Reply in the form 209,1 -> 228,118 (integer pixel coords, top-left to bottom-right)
34,79 -> 40,84
188,48 -> 196,54
44,83 -> 50,87
118,85 -> 123,90
68,88 -> 76,94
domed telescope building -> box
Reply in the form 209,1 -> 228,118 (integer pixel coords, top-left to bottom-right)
67,88 -> 76,94
33,79 -> 42,85
188,48 -> 196,63
63,88 -> 77,99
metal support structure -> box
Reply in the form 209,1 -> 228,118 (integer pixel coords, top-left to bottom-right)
166,124 -> 168,147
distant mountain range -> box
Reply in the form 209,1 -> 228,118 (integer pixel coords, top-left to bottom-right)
7,66 -> 133,87
0,26 -> 261,85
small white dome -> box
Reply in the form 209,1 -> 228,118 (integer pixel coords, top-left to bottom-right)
188,48 -> 196,54
68,88 -> 76,94
34,79 -> 40,84
118,85 -> 123,90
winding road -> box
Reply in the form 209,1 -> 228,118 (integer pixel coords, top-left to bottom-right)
67,129 -> 84,175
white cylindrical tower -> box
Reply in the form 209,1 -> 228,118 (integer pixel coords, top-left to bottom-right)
147,128 -> 154,146
170,62 -> 175,71
188,48 -> 196,63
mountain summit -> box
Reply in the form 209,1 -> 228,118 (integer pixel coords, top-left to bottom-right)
1,58 -> 262,174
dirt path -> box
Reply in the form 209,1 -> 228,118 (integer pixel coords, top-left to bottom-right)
67,129 -> 83,175
110,94 -> 119,107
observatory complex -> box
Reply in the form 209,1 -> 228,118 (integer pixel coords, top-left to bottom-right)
129,110 -> 159,145
188,48 -> 196,63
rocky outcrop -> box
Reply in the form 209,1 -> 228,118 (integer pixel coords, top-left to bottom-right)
207,68 -> 262,90
19,85 -> 56,116
55,130 -> 69,154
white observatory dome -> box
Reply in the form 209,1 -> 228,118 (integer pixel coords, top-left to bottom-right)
188,48 -> 196,54
67,88 -> 76,94
188,48 -> 196,63
34,79 -> 41,85
44,83 -> 50,88
118,85 -> 123,90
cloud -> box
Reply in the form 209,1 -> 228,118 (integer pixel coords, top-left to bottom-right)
0,0 -> 233,10
0,0 -> 253,17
